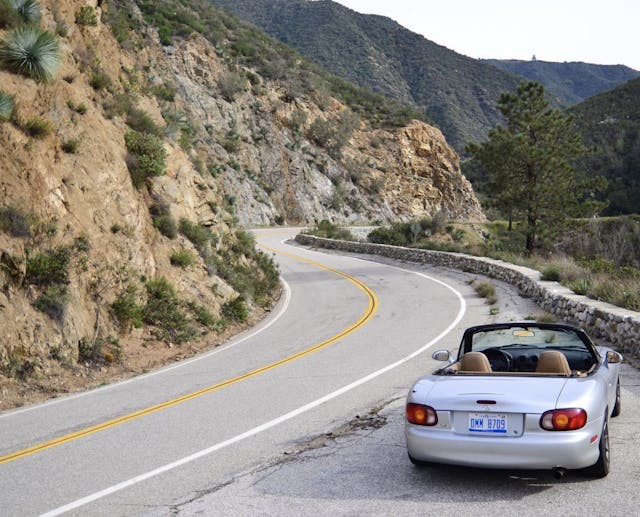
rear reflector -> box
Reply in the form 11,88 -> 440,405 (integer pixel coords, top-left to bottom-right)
406,403 -> 438,426
540,408 -> 587,431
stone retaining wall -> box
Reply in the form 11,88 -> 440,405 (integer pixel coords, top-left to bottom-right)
295,234 -> 640,355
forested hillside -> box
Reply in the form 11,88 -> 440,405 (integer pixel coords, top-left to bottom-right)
570,77 -> 640,215
211,0 -> 523,150
483,59 -> 639,106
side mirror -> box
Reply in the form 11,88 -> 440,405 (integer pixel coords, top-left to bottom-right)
605,351 -> 623,365
432,350 -> 453,362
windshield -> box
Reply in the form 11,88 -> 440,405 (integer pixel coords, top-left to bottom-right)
470,326 -> 588,352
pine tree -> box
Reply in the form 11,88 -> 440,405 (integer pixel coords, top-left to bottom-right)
467,82 -> 606,254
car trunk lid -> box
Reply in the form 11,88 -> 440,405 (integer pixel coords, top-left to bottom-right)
421,375 -> 568,414
416,376 -> 569,437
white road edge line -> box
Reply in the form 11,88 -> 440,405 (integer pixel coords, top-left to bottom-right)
0,277 -> 292,420
40,265 -> 466,517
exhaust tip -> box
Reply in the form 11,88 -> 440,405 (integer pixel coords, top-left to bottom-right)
552,467 -> 566,479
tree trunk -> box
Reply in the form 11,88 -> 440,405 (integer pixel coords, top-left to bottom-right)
525,216 -> 536,254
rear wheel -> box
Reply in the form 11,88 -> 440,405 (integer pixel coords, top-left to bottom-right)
611,378 -> 621,417
584,417 -> 610,478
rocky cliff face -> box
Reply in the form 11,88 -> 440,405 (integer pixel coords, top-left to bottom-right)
158,34 -> 484,226
0,0 -> 483,407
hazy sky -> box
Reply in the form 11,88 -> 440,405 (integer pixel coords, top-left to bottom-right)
332,0 -> 640,70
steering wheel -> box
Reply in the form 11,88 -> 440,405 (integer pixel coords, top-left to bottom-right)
482,348 -> 513,372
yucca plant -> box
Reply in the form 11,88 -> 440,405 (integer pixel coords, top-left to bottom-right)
0,25 -> 60,82
22,115 -> 53,138
11,0 -> 41,25
0,90 -> 15,122
0,0 -> 20,28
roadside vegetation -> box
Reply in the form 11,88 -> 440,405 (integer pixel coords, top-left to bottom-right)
0,3 -> 60,82
306,211 -> 640,313
362,216 -> 640,313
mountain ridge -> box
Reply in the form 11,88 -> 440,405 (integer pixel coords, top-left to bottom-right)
569,77 -> 640,215
211,0 -> 523,150
211,0 -> 638,151
483,59 -> 640,106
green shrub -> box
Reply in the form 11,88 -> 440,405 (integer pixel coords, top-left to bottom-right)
170,249 -> 195,268
111,284 -> 143,330
149,198 -> 177,238
569,278 -> 591,296
308,220 -> 356,241
308,117 -> 334,148
221,296 -> 248,323
218,71 -> 245,102
126,108 -> 163,136
89,69 -> 111,90
206,235 -> 279,307
474,282 -> 497,304
21,116 -> 53,138
33,284 -> 68,321
0,205 -> 30,237
221,130 -> 240,153
76,103 -> 87,115
78,337 -> 122,365
153,214 -> 177,238
179,218 -> 211,250
0,26 -> 60,82
367,226 -> 407,246
104,93 -> 133,118
2,349 -> 39,379
61,138 -> 79,154
0,90 -> 15,122
26,246 -> 71,286
78,337 -> 102,363
143,277 -> 195,343
540,265 -> 561,282
75,5 -> 97,26
190,303 -> 218,328
152,82 -> 175,102
124,130 -> 167,187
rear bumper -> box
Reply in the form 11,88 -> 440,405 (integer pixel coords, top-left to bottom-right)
405,418 -> 603,470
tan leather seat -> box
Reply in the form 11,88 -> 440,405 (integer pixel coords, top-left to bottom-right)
460,352 -> 492,373
536,351 -> 572,376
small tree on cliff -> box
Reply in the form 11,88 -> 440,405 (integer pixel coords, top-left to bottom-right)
467,81 -> 606,253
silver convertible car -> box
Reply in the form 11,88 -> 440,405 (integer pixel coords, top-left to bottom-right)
405,322 -> 622,478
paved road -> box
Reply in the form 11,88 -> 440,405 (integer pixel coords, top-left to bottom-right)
0,229 -> 487,515
1,229 -> 637,516
173,363 -> 640,517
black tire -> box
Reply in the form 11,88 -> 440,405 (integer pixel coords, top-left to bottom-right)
584,418 -> 610,478
611,378 -> 621,417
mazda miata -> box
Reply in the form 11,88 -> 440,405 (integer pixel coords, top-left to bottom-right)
405,322 -> 622,478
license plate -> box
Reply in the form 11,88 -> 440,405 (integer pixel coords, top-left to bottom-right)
468,413 -> 508,433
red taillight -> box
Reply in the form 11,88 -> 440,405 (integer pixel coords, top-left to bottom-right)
540,408 -> 587,431
406,403 -> 438,426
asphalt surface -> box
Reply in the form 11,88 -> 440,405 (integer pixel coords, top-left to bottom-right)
1,229 -> 637,516
172,362 -> 640,517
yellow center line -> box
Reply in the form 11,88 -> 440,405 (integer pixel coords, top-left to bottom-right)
0,243 -> 378,465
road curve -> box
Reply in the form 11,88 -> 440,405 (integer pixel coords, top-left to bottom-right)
0,228 -> 488,516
